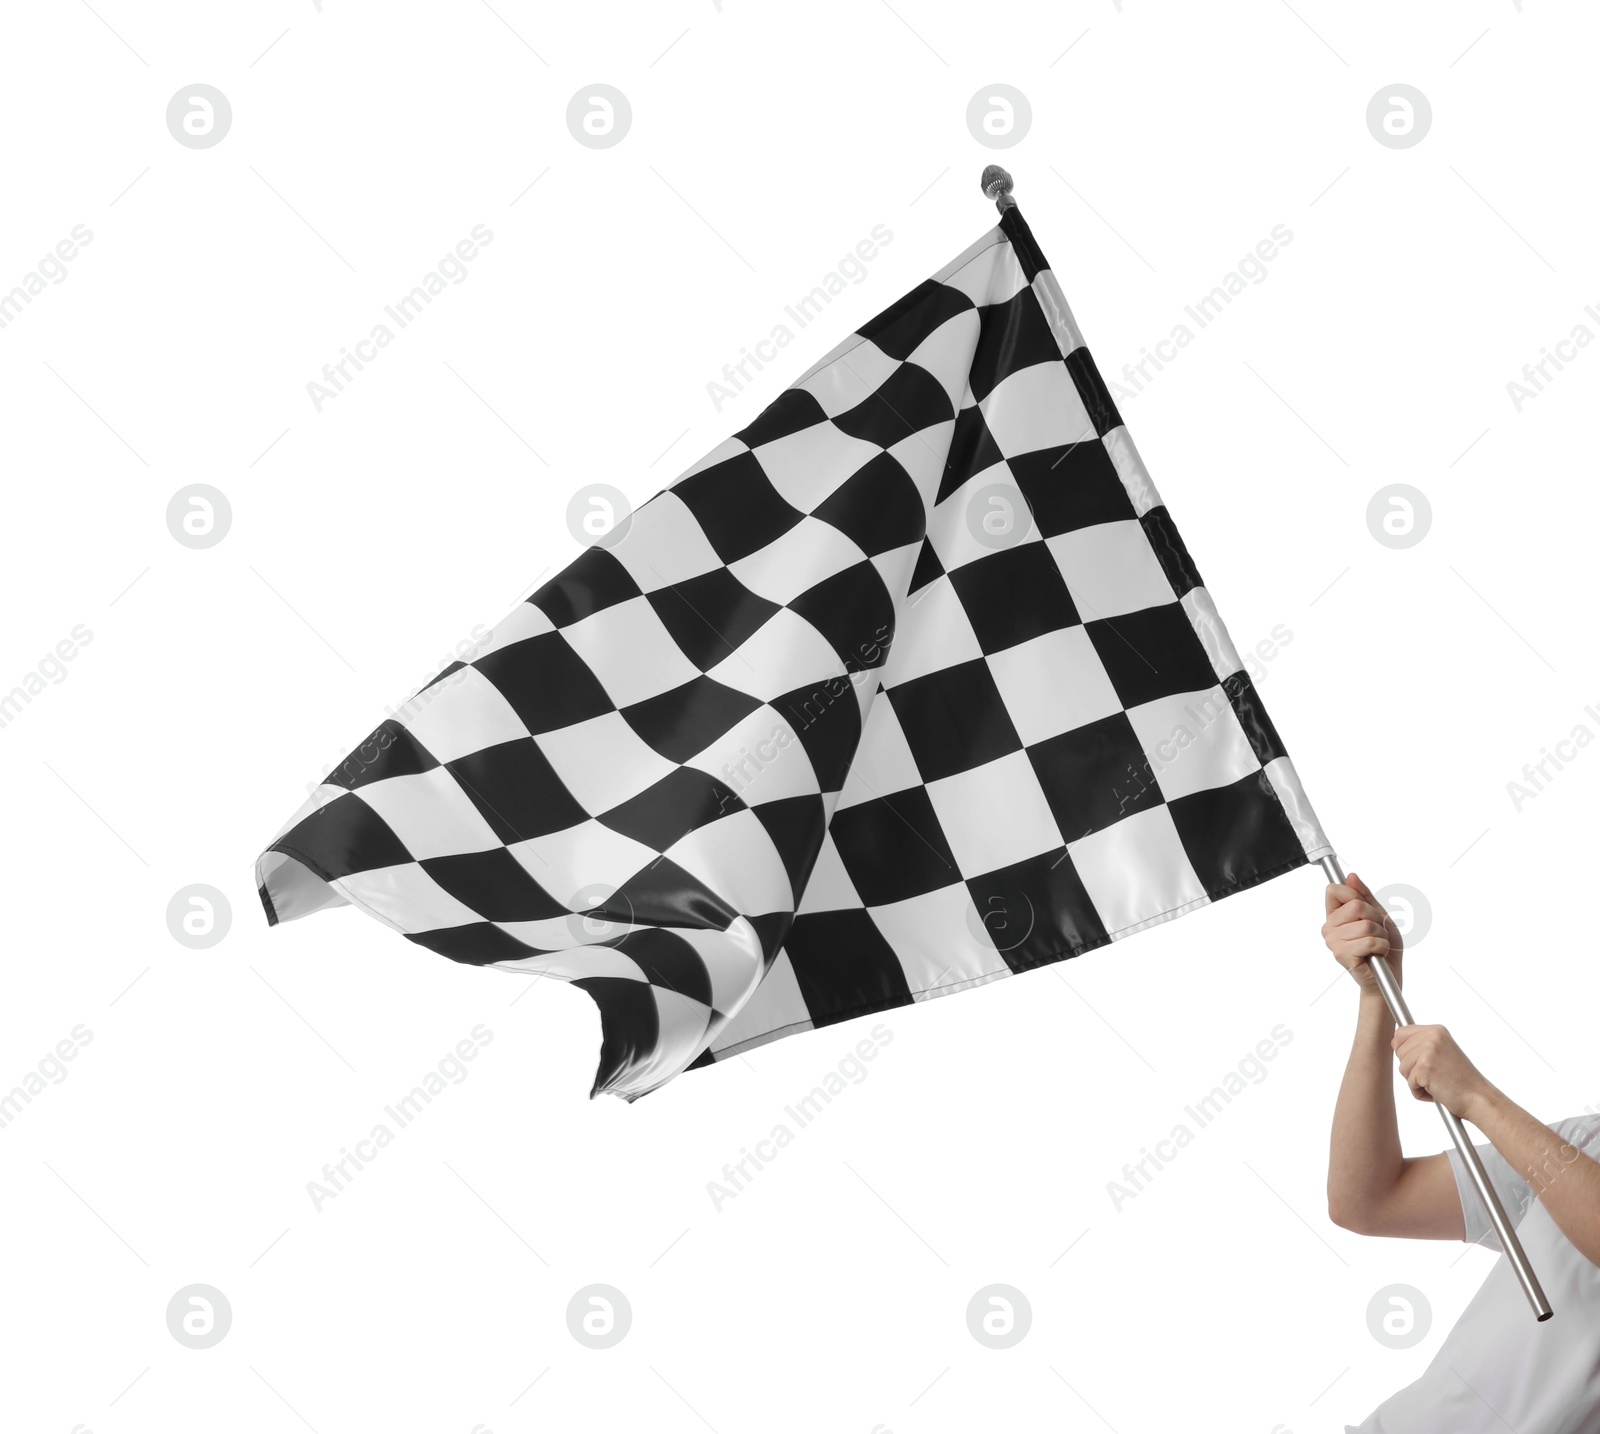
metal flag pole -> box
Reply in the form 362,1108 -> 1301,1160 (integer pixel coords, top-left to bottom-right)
1318,855 -> 1552,1321
977,163 -> 1550,1319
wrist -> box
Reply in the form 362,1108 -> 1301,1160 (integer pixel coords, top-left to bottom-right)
1460,1081 -> 1507,1130
1358,985 -> 1395,1020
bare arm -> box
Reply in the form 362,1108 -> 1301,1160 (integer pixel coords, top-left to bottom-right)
1324,875 -> 1463,1239
1395,1028 -> 1600,1267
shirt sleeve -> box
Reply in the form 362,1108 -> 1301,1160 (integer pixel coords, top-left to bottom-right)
1445,1113 -> 1600,1249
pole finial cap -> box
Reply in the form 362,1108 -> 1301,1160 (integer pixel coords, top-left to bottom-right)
980,165 -> 1016,211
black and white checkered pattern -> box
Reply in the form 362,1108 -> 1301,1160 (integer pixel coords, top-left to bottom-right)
257,207 -> 1332,1102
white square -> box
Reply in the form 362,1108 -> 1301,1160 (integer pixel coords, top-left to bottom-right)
1181,586 -> 1243,680
532,712 -> 677,815
1124,687 -> 1261,802
987,627 -> 1125,746
800,339 -> 900,416
865,884 -> 1004,997
795,833 -> 862,914
837,696 -> 923,809
672,920 -> 770,1014
728,515 -> 867,606
748,420 -> 881,513
560,596 -> 702,708
400,664 -> 532,763
870,542 -> 921,614
707,948 -> 814,1054
607,490 -> 726,593
978,361 -> 1094,458
1102,427 -> 1161,515
1048,519 -> 1176,621
666,808 -> 793,920
338,862 -> 487,933
924,750 -> 1063,877
925,461 -> 1045,576
473,601 -> 554,659
496,915 -> 622,953
936,235 -> 1029,308
509,818 -> 659,907
1067,806 -> 1207,938
352,769 -> 502,860
880,574 -> 984,687
683,701 -> 822,805
707,607 -> 844,702
888,420 -> 955,505
906,309 -> 983,412
672,434 -> 748,484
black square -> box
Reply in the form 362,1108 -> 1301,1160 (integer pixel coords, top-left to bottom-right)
1009,440 -> 1137,538
749,793 -> 828,907
419,846 -> 567,922
789,561 -> 896,673
323,720 -> 438,791
828,787 -> 961,906
855,279 -> 976,361
736,387 -> 828,448
673,449 -> 804,563
529,547 -> 641,628
599,766 -> 744,852
612,856 -> 740,929
610,927 -> 714,1007
781,908 -> 916,1027
620,676 -> 763,763
1026,711 -> 1160,842
967,289 -> 1063,404
406,922 -> 539,966
1139,505 -> 1204,598
570,976 -> 660,1095
831,362 -> 955,447
1064,347 -> 1124,437
965,848 -> 1111,973
1167,770 -> 1305,898
811,451 -> 926,557
886,659 -> 1023,783
446,738 -> 588,842
1000,208 -> 1047,283
474,631 -> 615,735
1221,671 -> 1287,766
771,674 -> 864,794
1085,605 -> 1219,709
646,568 -> 781,671
946,544 -> 1079,654
938,405 -> 1005,504
908,536 -> 944,595
274,792 -> 413,879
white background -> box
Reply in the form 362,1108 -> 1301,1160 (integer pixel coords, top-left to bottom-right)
2,2 -> 1596,1430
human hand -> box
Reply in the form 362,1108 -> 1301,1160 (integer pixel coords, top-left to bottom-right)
1322,872 -> 1404,997
1391,1023 -> 1493,1120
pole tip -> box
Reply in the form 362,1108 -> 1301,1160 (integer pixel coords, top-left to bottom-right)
980,165 -> 1017,212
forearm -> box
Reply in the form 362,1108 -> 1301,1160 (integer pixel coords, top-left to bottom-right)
1466,1086 -> 1600,1267
1328,991 -> 1402,1226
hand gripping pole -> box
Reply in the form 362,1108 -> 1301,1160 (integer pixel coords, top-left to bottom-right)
1320,855 -> 1551,1321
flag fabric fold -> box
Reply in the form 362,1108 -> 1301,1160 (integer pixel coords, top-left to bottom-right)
256,204 -> 1331,1101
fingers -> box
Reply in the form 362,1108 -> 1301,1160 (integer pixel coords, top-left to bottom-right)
1320,910 -> 1393,965
1349,935 -> 1392,960
1324,897 -> 1391,929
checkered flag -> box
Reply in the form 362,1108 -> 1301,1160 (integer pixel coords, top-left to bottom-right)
257,203 -> 1332,1101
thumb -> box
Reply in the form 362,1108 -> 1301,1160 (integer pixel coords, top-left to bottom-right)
1347,871 -> 1377,902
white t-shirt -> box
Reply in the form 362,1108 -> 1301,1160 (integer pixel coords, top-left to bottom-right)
1349,1113 -> 1600,1434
